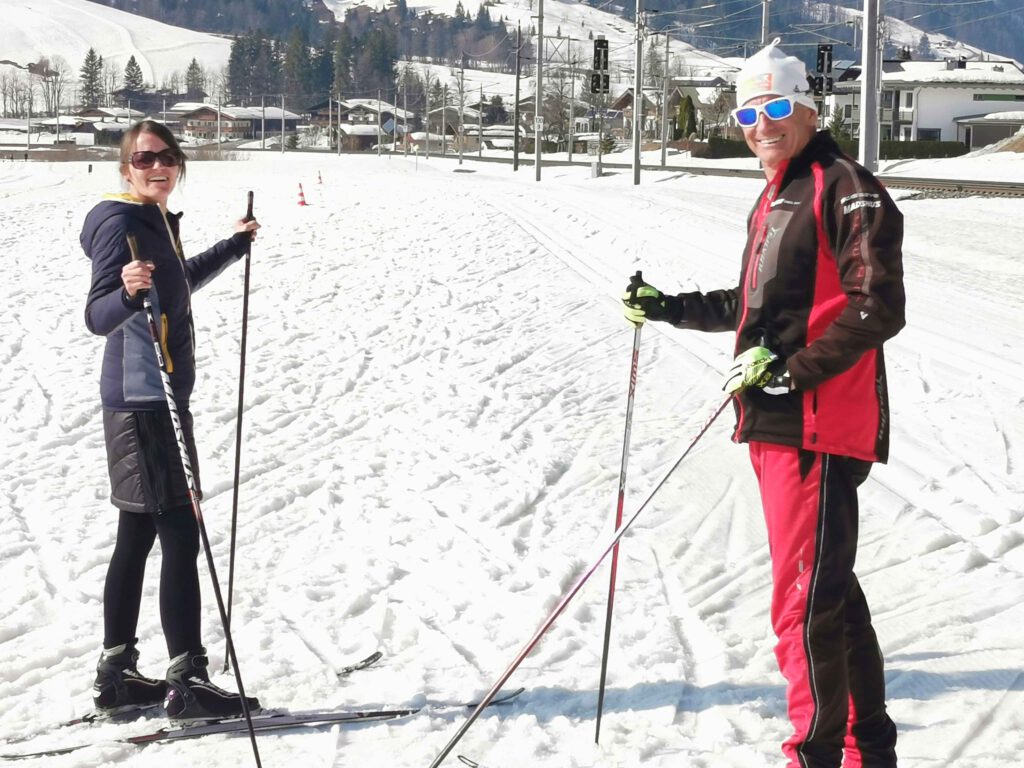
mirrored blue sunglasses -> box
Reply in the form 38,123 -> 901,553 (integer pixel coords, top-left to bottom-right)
732,96 -> 797,128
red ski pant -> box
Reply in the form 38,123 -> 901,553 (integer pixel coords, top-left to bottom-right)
749,442 -> 897,768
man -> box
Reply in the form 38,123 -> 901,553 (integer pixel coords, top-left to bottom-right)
622,39 -> 904,768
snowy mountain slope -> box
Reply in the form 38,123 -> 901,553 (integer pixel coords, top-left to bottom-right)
0,151 -> 1022,766
4,0 -> 232,85
325,0 -> 738,78
807,2 -> 1018,65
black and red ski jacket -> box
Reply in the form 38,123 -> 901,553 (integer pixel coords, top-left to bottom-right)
665,131 -> 905,462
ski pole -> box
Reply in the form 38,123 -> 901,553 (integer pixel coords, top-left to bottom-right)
126,233 -> 263,768
595,306 -> 642,744
225,190 -> 255,673
428,395 -> 733,768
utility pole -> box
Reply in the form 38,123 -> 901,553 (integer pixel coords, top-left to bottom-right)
442,84 -> 448,158
535,0 -> 545,182
568,53 -> 576,162
424,77 -> 431,160
342,92 -> 350,155
280,94 -> 285,154
479,84 -> 484,158
632,0 -> 644,186
377,89 -> 382,157
660,31 -> 670,168
261,95 -> 265,150
404,77 -> 409,156
458,65 -> 465,165
514,22 -> 522,172
760,0 -> 772,46
858,0 -> 881,171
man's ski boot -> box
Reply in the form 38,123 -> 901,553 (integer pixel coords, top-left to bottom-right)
163,647 -> 261,721
93,639 -> 167,714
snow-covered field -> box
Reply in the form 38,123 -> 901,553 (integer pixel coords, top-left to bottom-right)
1,150 -> 1022,767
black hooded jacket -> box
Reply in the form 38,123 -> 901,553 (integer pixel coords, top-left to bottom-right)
81,195 -> 250,410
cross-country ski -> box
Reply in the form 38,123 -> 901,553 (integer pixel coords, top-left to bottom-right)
0,689 -> 524,761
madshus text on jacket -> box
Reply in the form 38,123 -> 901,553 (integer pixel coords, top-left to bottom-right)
81,195 -> 251,410
665,131 -> 906,462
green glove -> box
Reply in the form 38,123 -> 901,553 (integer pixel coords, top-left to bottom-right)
723,346 -> 789,395
621,271 -> 671,326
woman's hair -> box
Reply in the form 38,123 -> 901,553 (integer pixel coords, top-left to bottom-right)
118,120 -> 187,182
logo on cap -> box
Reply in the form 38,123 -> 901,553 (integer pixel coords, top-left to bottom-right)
741,73 -> 774,93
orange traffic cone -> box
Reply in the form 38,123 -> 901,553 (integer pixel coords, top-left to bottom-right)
297,183 -> 308,206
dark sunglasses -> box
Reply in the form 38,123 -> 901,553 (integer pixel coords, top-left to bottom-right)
731,96 -> 797,128
128,149 -> 182,170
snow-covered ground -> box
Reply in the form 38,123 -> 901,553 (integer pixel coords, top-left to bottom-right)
0,150 -> 1022,767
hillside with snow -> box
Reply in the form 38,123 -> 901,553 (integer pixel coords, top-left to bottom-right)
4,0 -> 232,87
806,2 -> 1018,66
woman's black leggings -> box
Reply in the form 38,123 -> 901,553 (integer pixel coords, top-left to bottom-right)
103,506 -> 202,659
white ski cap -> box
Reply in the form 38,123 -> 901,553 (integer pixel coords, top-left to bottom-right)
735,37 -> 816,111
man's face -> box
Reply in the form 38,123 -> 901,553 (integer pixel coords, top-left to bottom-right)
739,95 -> 818,171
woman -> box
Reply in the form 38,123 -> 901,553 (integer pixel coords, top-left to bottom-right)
81,120 -> 261,720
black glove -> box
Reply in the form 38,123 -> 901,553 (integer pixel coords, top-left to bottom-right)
621,271 -> 673,325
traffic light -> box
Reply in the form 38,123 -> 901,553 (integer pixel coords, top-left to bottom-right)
593,38 -> 609,72
590,72 -> 610,95
816,44 -> 833,74
812,75 -> 825,97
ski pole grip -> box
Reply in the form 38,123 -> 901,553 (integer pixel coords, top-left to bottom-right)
125,233 -> 148,300
628,270 -> 644,301
244,190 -> 255,243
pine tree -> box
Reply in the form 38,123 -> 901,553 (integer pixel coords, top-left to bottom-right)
333,26 -> 355,95
677,94 -> 697,139
283,27 -> 313,104
79,48 -> 104,108
185,58 -> 205,100
123,55 -> 145,94
227,35 -> 252,103
827,107 -> 851,140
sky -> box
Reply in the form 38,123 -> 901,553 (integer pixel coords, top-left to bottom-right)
0,145 -> 1022,767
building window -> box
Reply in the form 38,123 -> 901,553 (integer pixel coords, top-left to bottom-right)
844,104 -> 853,118
904,91 -> 913,108
973,93 -> 1024,101
918,128 -> 941,141
881,91 -> 894,108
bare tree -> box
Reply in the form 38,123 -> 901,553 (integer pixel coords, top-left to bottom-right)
34,56 -> 71,115
706,87 -> 732,137
3,70 -> 35,118
543,64 -> 576,145
208,65 -> 229,103
102,60 -> 120,107
161,70 -> 184,95
0,71 -> 14,117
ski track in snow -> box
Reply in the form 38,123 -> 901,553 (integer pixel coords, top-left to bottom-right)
0,152 -> 1022,767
